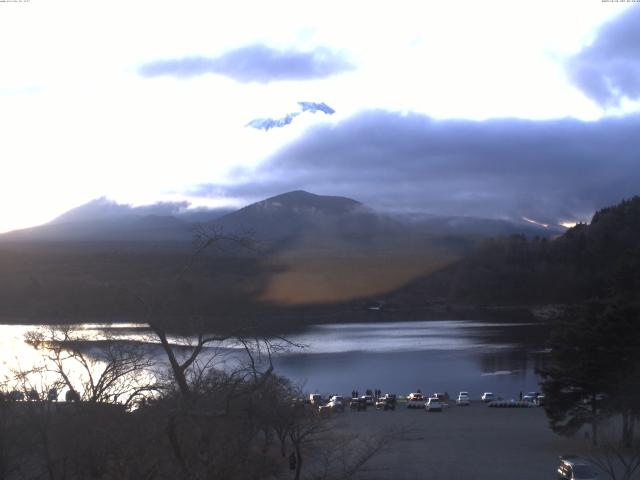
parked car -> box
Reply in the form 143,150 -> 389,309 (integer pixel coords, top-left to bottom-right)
350,397 -> 367,411
523,391 -> 542,403
481,392 -> 495,402
456,392 -> 470,406
376,397 -> 396,410
534,394 -> 545,406
557,456 -> 598,479
428,393 -> 449,408
326,401 -> 344,412
326,396 -> 345,412
382,393 -> 397,408
406,393 -> 426,409
425,397 -> 443,412
309,394 -> 323,406
362,395 -> 374,406
318,405 -> 333,416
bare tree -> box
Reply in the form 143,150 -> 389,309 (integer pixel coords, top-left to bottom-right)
587,424 -> 640,480
24,325 -> 160,408
131,225 -> 262,398
6,365 -> 71,480
285,409 -> 405,480
287,411 -> 332,480
309,431 -> 396,480
0,383 -> 24,480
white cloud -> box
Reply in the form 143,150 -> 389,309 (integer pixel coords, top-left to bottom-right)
0,0 -> 635,232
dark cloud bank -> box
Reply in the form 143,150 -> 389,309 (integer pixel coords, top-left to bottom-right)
195,110 -> 640,225
568,7 -> 640,106
139,45 -> 353,82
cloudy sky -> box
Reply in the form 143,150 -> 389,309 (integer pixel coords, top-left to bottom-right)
1,1 -> 639,232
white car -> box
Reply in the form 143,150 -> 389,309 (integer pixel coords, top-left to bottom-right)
456,392 -> 470,406
481,392 -> 495,402
325,400 -> 344,412
523,391 -> 542,403
425,397 -> 443,412
327,396 -> 344,412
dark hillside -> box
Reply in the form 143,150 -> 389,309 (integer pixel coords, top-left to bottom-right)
1,191 -> 629,328
385,196 -> 640,309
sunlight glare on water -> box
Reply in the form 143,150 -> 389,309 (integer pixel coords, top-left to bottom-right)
281,321 -> 521,354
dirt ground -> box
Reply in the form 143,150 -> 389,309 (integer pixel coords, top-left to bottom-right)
330,401 -> 592,480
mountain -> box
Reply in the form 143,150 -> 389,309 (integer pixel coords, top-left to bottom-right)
51,197 -> 233,225
0,198 -> 233,244
201,190 -> 561,305
0,190 -> 620,322
212,190 -> 419,257
216,190 -> 371,234
1,214 -> 194,243
229,190 -> 362,214
214,190 -> 559,248
49,197 -> 190,225
403,213 -> 565,238
385,196 -> 640,309
0,190 -> 559,247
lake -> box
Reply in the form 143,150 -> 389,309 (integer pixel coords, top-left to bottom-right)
272,320 -> 550,399
0,320 -> 550,400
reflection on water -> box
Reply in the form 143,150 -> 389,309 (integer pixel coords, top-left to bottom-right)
0,320 -> 550,401
272,320 -> 550,398
0,324 -> 147,378
280,321 -> 545,353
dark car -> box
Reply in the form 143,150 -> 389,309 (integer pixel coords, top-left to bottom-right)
376,395 -> 396,410
384,393 -> 397,405
557,456 -> 598,479
350,397 -> 367,411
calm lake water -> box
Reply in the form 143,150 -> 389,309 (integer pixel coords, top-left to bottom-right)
0,320 -> 550,400
272,320 -> 550,399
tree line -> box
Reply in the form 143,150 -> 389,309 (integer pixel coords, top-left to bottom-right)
531,198 -> 640,479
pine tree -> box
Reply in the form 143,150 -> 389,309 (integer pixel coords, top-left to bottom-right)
538,301 -> 640,446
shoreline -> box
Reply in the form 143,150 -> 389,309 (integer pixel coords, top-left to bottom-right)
0,303 -> 555,335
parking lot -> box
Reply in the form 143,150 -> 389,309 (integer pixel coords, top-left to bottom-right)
331,401 -> 591,480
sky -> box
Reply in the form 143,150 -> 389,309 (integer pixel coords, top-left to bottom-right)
1,0 -> 640,232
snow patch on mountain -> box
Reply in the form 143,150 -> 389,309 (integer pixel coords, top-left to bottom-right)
246,112 -> 300,131
246,101 -> 335,131
298,101 -> 335,115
